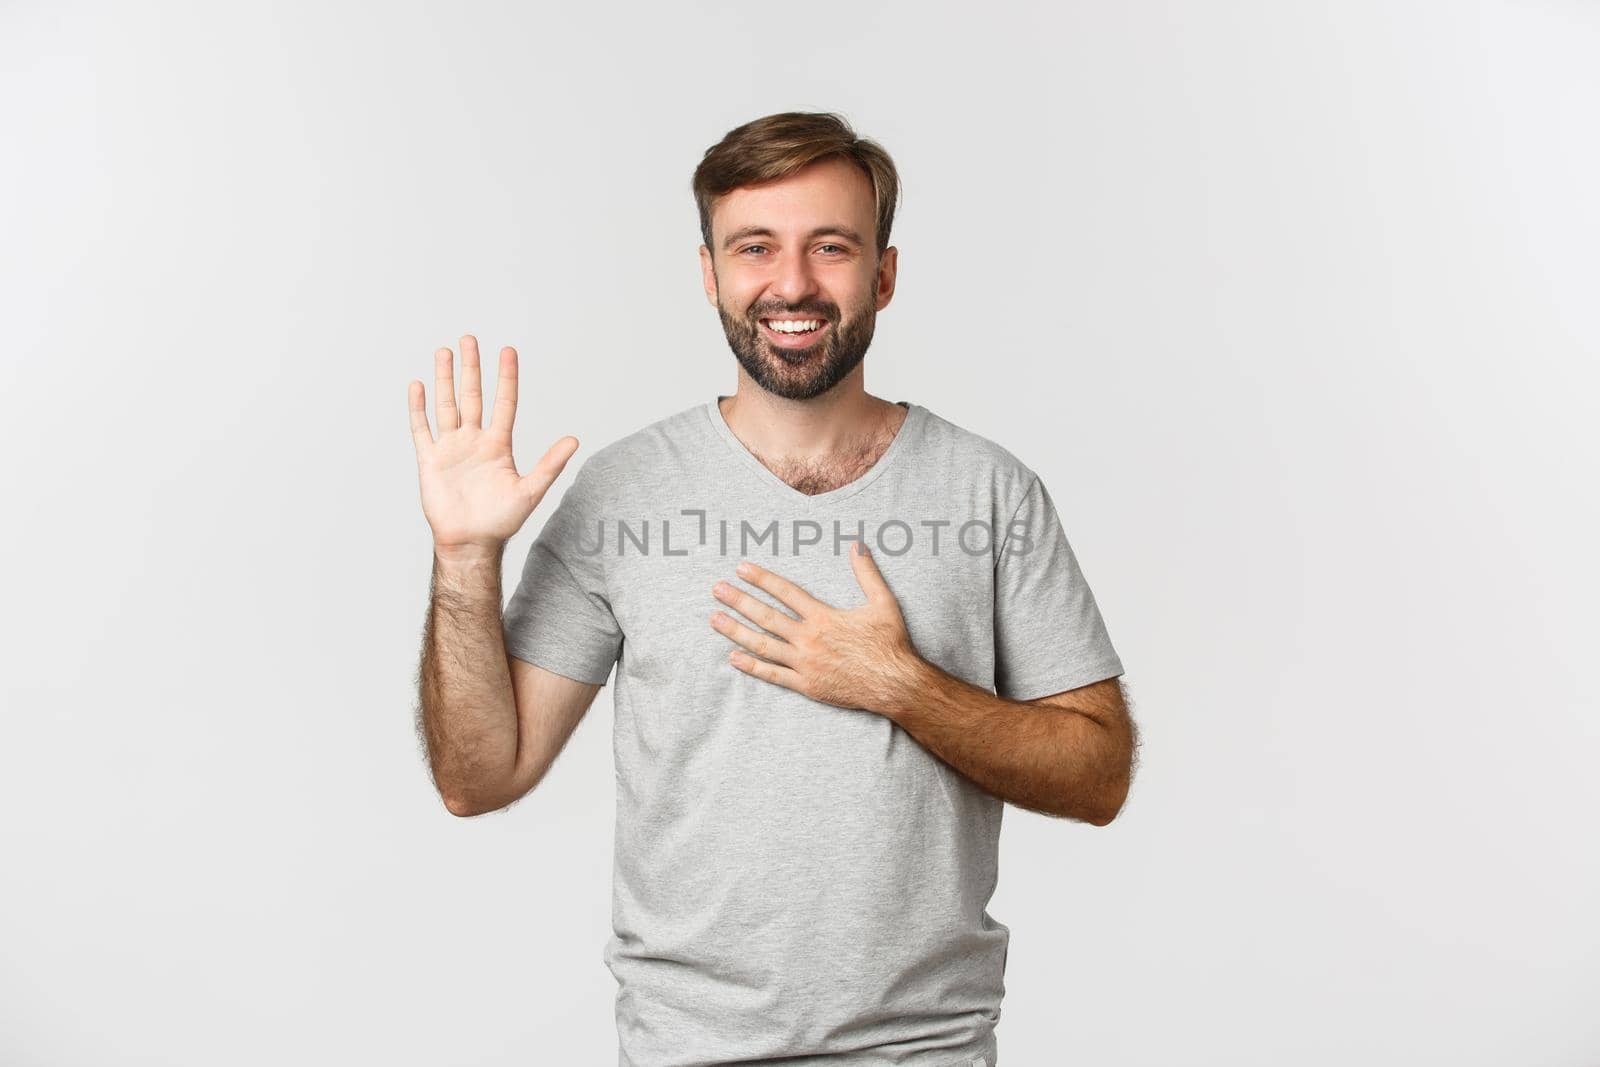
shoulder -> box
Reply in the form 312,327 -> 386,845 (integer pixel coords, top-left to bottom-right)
562,399 -> 710,500
911,403 -> 1041,506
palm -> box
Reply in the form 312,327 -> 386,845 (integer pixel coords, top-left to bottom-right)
409,336 -> 578,557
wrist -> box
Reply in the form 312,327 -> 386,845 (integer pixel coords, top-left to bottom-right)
875,646 -> 937,724
433,541 -> 505,567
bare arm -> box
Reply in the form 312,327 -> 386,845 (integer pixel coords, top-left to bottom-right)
708,550 -> 1138,825
408,334 -> 599,817
417,548 -> 604,815
883,667 -> 1137,825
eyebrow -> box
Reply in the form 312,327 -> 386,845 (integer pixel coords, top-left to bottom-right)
720,225 -> 867,252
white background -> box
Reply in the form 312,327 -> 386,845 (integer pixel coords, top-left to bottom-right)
2,1 -> 1595,1064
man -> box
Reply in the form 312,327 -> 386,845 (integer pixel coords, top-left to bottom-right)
411,112 -> 1137,1067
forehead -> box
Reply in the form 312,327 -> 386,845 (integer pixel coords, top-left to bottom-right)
710,156 -> 876,240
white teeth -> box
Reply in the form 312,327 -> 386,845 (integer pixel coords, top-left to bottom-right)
765,319 -> 821,333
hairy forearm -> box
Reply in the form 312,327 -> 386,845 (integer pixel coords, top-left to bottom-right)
417,548 -> 518,814
878,657 -> 1127,823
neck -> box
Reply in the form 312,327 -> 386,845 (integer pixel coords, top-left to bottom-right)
718,368 -> 903,464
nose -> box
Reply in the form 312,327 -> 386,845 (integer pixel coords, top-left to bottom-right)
766,247 -> 821,307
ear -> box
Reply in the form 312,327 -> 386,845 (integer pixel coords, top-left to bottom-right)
874,245 -> 898,311
699,245 -> 719,308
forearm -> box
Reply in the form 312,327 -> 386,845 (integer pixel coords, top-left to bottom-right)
418,547 -> 518,814
878,657 -> 1124,823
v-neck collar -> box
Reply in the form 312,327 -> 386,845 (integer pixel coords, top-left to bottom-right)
704,395 -> 924,508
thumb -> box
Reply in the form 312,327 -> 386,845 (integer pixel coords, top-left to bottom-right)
519,435 -> 580,505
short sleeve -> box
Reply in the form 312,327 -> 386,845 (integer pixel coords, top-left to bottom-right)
502,460 -> 623,686
992,473 -> 1124,701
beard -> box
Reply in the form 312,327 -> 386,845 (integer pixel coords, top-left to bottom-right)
715,284 -> 878,401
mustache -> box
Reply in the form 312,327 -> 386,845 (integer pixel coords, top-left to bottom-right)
747,305 -> 838,321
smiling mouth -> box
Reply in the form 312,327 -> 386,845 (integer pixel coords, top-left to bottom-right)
758,317 -> 831,346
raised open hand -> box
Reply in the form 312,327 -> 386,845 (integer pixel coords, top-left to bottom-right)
408,335 -> 578,562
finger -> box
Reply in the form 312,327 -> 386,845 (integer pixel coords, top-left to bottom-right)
408,379 -> 434,451
488,346 -> 518,435
713,580 -> 800,640
710,611 -> 795,667
728,648 -> 802,691
733,561 -> 827,620
459,335 -> 483,428
517,435 -> 581,504
434,345 -> 460,432
849,540 -> 895,604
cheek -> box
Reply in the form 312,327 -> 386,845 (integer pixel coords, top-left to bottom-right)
836,283 -> 876,321
838,269 -> 878,305
714,287 -> 757,321
724,285 -> 764,317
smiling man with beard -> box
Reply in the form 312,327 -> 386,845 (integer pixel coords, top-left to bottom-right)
706,161 -> 880,404
411,112 -> 1138,1067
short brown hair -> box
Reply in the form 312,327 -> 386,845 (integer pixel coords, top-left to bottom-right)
692,111 -> 901,258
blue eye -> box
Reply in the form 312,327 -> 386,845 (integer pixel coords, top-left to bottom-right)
819,244 -> 845,254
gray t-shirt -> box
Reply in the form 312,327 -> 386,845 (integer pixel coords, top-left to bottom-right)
504,396 -> 1124,1067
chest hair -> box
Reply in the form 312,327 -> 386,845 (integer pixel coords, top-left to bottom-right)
759,417 -> 902,496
